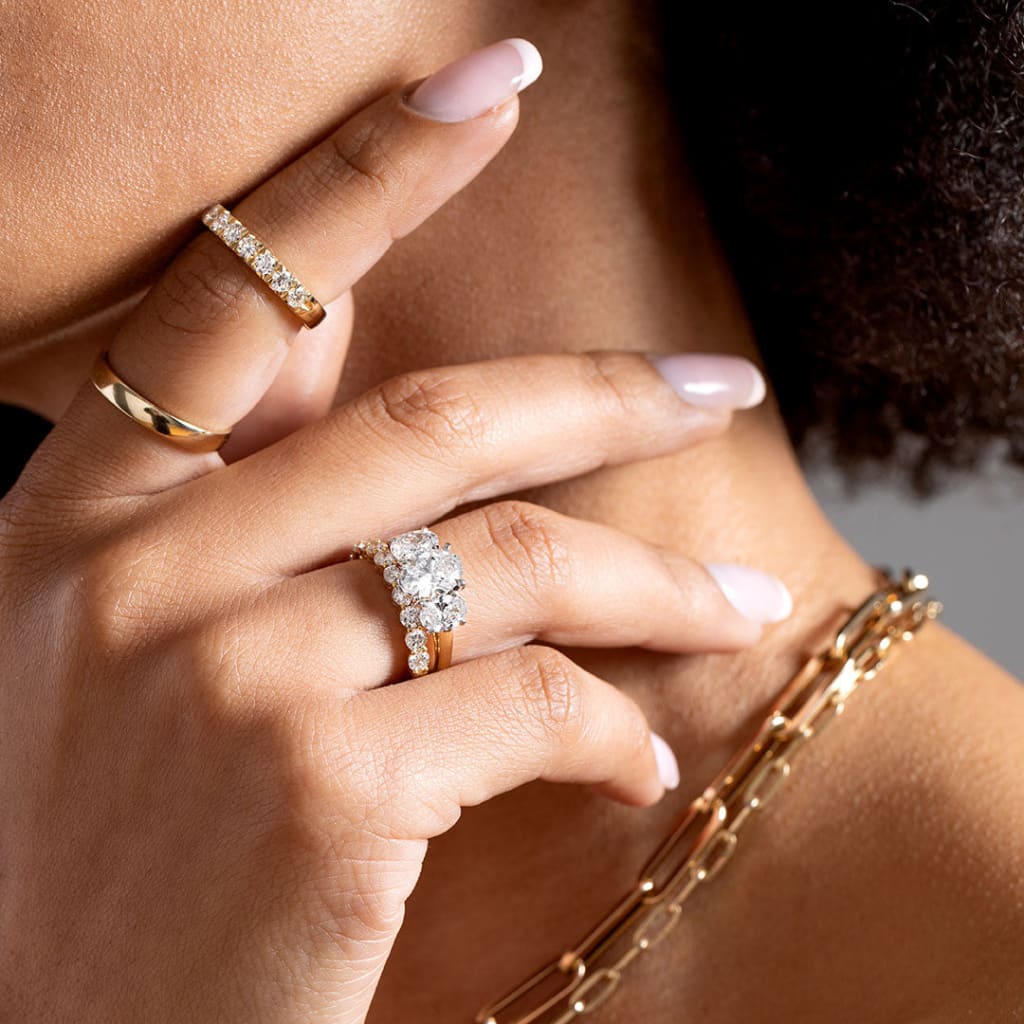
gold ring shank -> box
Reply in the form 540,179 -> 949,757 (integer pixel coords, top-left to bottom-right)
89,352 -> 230,453
201,203 -> 326,329
431,629 -> 454,672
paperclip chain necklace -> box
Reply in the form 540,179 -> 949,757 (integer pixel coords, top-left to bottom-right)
476,569 -> 942,1024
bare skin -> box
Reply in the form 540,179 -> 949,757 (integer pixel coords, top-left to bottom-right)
1,2 -> 1022,1022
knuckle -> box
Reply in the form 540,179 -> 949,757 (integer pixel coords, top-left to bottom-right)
621,701 -> 654,763
61,526 -> 205,657
308,702 -> 444,839
514,646 -> 585,741
480,500 -> 575,596
578,349 -> 652,420
299,117 -> 403,219
61,535 -> 155,656
148,244 -> 254,341
182,612 -> 253,701
356,368 -> 493,456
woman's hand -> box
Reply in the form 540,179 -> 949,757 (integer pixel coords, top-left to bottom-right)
0,41 -> 786,1023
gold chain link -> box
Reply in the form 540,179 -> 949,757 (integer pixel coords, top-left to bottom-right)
475,570 -> 941,1024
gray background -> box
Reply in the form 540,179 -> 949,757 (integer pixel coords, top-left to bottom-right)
808,454 -> 1023,678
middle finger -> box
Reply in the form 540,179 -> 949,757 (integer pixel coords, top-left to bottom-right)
190,349 -> 765,575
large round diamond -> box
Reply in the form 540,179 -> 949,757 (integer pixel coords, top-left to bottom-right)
399,548 -> 462,600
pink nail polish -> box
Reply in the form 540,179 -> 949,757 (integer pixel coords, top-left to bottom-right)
648,354 -> 766,410
651,732 -> 680,791
406,38 -> 543,123
705,563 -> 793,624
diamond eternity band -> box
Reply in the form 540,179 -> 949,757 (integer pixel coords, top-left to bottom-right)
200,203 -> 326,328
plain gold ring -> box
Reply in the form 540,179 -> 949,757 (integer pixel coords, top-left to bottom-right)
89,351 -> 231,453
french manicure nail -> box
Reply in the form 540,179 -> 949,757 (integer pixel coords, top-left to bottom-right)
705,563 -> 793,624
651,732 -> 680,791
406,38 -> 543,123
648,354 -> 766,410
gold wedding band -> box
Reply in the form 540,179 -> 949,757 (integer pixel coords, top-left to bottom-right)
351,529 -> 467,678
200,203 -> 326,329
89,351 -> 231,453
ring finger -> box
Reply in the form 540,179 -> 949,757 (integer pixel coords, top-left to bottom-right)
241,500 -> 791,691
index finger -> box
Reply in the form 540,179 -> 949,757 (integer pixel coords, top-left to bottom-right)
37,39 -> 541,499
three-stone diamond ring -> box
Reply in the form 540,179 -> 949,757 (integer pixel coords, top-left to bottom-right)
351,528 -> 467,678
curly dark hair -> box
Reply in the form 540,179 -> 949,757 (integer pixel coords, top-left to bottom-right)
660,0 -> 1024,488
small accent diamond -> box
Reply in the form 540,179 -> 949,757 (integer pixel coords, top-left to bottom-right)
374,550 -> 393,567
383,565 -> 400,585
408,650 -> 430,675
253,252 -> 277,277
286,286 -> 308,308
271,270 -> 294,294
399,606 -> 421,628
223,223 -> 244,245
236,235 -> 259,259
391,587 -> 411,606
405,629 -> 427,651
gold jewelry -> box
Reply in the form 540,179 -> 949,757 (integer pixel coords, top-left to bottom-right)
351,528 -> 466,678
89,351 -> 230,453
200,203 -> 326,329
477,569 -> 942,1024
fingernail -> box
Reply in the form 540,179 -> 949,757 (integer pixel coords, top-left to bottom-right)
705,563 -> 793,624
406,38 -> 543,123
651,732 -> 680,791
648,354 -> 766,410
